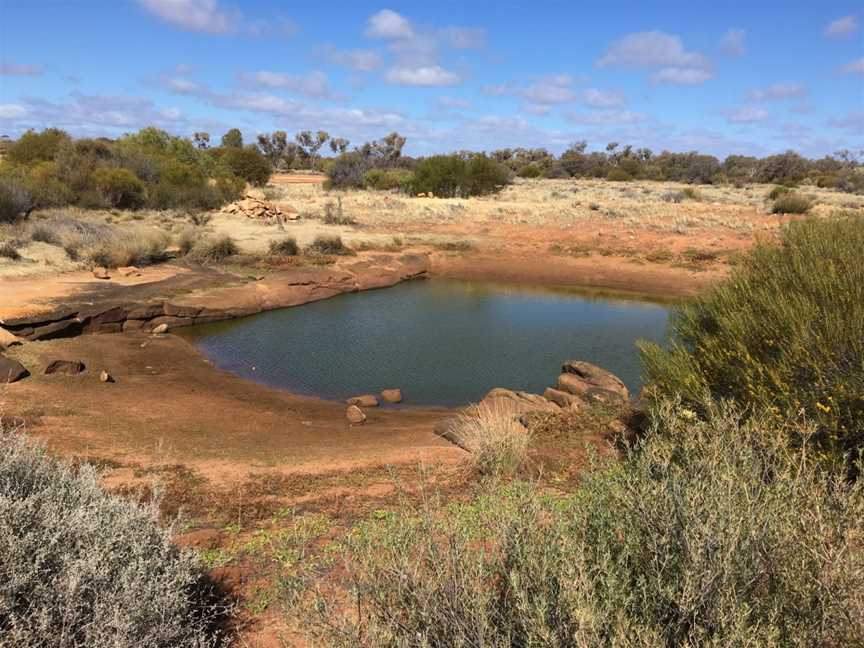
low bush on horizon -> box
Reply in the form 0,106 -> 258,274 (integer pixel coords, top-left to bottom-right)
0,127 -> 264,218
410,154 -> 510,198
313,403 -> 864,646
0,414 -> 231,647
640,215 -> 864,471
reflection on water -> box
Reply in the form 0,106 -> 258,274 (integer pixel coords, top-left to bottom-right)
181,279 -> 670,406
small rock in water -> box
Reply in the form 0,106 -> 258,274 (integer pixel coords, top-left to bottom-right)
380,388 -> 403,404
346,405 -> 367,424
347,394 -> 379,407
100,370 -> 115,383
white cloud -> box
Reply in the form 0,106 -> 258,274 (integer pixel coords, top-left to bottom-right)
366,9 -> 414,39
840,58 -> 864,74
385,65 -> 460,86
163,76 -> 210,95
0,63 -> 43,76
439,26 -> 486,49
521,75 -> 578,104
597,31 -> 708,69
0,104 -> 28,119
524,104 -> 551,116
746,83 -> 808,101
824,15 -> 858,38
582,88 -> 625,108
720,28 -> 746,57
565,110 -> 648,125
725,106 -> 769,124
320,46 -> 383,72
238,70 -> 342,99
828,112 -> 864,135
438,96 -> 472,109
137,0 -> 239,34
651,67 -> 713,85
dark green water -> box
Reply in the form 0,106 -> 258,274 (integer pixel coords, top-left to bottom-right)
181,280 -> 670,406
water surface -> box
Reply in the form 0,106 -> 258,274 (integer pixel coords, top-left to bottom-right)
181,280 -> 670,406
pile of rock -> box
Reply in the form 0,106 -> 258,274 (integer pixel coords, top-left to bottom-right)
435,360 -> 630,448
345,388 -> 404,425
220,189 -> 297,221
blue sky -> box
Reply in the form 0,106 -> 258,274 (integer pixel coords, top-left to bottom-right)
1,1 -> 862,157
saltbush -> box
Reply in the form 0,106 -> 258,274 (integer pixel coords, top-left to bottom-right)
606,167 -> 632,182
0,415 -> 229,647
316,403 -> 864,646
640,216 -> 864,469
771,192 -> 812,214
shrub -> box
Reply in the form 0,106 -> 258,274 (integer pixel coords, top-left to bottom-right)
5,128 -> 70,165
222,147 -> 271,186
0,414 -> 230,647
268,237 -> 299,256
452,399 -> 531,477
327,152 -> 370,190
189,235 -> 239,264
306,235 -> 354,256
606,167 -> 632,182
517,163 -> 542,178
321,198 -> 356,225
771,192 -> 812,214
0,172 -> 32,222
640,216 -> 864,469
767,184 -> 792,200
364,168 -> 412,191
86,227 -> 171,268
464,154 -> 510,196
411,155 -> 466,197
0,239 -> 21,260
26,161 -> 73,208
315,403 -> 864,647
681,186 -> 702,201
92,167 -> 145,209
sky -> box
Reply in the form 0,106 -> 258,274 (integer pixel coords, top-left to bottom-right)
0,0 -> 862,158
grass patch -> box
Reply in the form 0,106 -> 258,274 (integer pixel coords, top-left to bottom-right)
268,237 -> 299,256
771,192 -> 812,214
453,399 -> 532,478
189,235 -> 239,264
306,235 -> 355,256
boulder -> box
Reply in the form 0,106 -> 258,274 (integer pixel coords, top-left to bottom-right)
28,318 -> 83,341
556,361 -> 629,401
380,388 -> 402,404
45,360 -> 86,375
245,187 -> 266,200
347,394 -> 379,407
92,267 -> 110,280
543,387 -> 583,411
0,355 -> 29,383
480,387 -> 559,416
346,405 -> 366,424
100,370 -> 115,383
151,323 -> 169,334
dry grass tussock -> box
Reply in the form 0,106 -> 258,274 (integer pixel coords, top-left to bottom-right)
452,398 -> 531,477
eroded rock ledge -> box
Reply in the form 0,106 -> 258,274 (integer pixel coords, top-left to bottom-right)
0,253 -> 429,342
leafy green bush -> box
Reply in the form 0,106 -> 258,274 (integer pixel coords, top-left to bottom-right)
411,155 -> 467,197
464,154 -> 510,196
222,147 -> 271,186
771,192 -> 812,214
640,216 -> 864,468
25,161 -> 73,208
315,403 -> 864,647
269,237 -> 299,256
5,128 -> 70,165
0,415 -> 230,647
92,167 -> 145,209
306,235 -> 354,256
364,168 -> 413,191
517,163 -> 542,178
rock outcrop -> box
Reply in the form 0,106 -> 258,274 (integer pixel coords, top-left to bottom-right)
221,190 -> 297,221
555,360 -> 629,404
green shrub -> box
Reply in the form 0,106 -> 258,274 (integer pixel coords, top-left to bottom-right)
411,155 -> 466,197
315,403 -> 864,647
0,415 -> 230,647
92,167 -> 145,209
640,216 -> 864,468
517,163 -> 542,178
771,192 -> 812,214
268,237 -> 299,256
189,235 -> 239,264
5,128 -> 70,165
222,147 -> 271,186
306,235 -> 354,256
464,154 -> 510,196
26,161 -> 73,208
606,167 -> 632,181
364,168 -> 413,191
